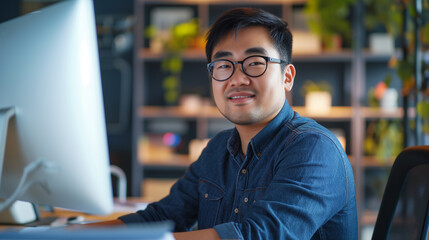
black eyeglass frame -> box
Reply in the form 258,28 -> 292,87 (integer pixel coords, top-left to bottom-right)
207,55 -> 288,81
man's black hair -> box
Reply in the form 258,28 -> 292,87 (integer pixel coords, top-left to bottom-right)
205,8 -> 293,69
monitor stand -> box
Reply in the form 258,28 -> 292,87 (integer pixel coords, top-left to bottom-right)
0,107 -> 15,185
0,107 -> 58,225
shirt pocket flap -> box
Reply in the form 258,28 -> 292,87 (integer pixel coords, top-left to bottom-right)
198,180 -> 224,201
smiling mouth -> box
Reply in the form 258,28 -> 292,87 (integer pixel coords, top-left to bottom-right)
227,94 -> 256,104
229,95 -> 255,100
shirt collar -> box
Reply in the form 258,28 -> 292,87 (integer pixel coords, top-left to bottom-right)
227,99 -> 294,160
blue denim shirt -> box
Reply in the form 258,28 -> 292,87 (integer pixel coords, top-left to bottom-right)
120,100 -> 358,239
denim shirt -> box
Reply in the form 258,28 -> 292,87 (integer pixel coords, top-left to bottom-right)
120,100 -> 358,239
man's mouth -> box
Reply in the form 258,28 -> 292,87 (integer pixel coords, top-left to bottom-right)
227,92 -> 256,104
229,95 -> 255,100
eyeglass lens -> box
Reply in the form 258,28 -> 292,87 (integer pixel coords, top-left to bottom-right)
210,56 -> 267,81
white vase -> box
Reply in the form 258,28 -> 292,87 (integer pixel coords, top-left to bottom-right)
305,91 -> 332,115
381,88 -> 398,112
369,33 -> 394,54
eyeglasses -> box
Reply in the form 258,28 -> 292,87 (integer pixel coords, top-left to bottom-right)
207,55 -> 287,82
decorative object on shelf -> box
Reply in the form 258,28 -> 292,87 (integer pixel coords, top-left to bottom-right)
363,0 -> 402,36
368,76 -> 398,113
369,33 -> 395,54
179,94 -> 203,114
364,119 -> 403,164
301,80 -> 333,115
364,0 -> 402,54
290,7 -> 322,54
380,88 -> 399,112
145,18 -> 201,105
366,77 -> 403,162
292,31 -> 322,54
147,7 -> 194,53
138,135 -> 173,164
304,0 -> 355,50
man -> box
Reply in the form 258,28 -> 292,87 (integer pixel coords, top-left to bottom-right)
84,8 -> 357,239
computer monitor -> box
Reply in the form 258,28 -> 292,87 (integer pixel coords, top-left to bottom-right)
0,0 -> 113,215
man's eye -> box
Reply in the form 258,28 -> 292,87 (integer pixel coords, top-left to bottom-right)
217,64 -> 231,69
248,61 -> 265,66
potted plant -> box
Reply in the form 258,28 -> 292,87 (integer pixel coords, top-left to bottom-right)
145,19 -> 201,105
364,0 -> 402,54
301,80 -> 333,115
366,77 -> 403,163
304,0 -> 355,50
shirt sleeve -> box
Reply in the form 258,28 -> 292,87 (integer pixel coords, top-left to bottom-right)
119,160 -> 203,232
213,133 -> 355,239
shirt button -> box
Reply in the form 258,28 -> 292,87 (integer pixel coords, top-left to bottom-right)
257,152 -> 261,157
204,193 -> 208,198
244,197 -> 248,203
241,169 -> 247,174
234,208 -> 239,214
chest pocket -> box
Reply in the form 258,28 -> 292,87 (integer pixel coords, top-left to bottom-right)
198,179 -> 224,229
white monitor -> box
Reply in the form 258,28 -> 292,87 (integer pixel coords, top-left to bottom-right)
0,0 -> 113,215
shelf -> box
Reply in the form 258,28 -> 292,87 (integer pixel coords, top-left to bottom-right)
140,106 -> 223,119
294,106 -> 353,121
292,50 -> 353,62
141,154 -> 193,167
137,0 -> 307,5
138,48 -> 354,62
348,156 -> 395,168
362,49 -> 396,62
140,106 -> 354,120
140,106 -> 414,121
361,156 -> 394,167
138,49 -> 206,62
361,107 -> 415,119
138,48 -> 398,63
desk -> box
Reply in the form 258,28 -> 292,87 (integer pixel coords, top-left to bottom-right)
0,198 -> 151,230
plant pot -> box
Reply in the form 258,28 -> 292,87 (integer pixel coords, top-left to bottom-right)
305,91 -> 332,115
369,33 -> 394,54
380,88 -> 398,112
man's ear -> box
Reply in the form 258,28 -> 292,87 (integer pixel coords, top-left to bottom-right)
283,64 -> 295,92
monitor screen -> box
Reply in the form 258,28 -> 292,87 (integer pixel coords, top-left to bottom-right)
0,0 -> 113,215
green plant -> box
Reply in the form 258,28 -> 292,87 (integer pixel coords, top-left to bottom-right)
364,0 -> 403,36
145,19 -> 200,104
300,80 -> 333,96
304,0 -> 355,49
417,100 -> 429,134
365,0 -> 429,143
386,1 -> 429,139
364,119 -> 403,162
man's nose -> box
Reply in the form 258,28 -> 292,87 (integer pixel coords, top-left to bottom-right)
228,64 -> 250,86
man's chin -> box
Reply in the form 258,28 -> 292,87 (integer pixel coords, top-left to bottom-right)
224,113 -> 260,126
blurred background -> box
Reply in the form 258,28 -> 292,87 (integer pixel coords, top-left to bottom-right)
1,0 -> 429,239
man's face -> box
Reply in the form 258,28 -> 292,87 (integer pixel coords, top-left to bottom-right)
210,26 -> 294,126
